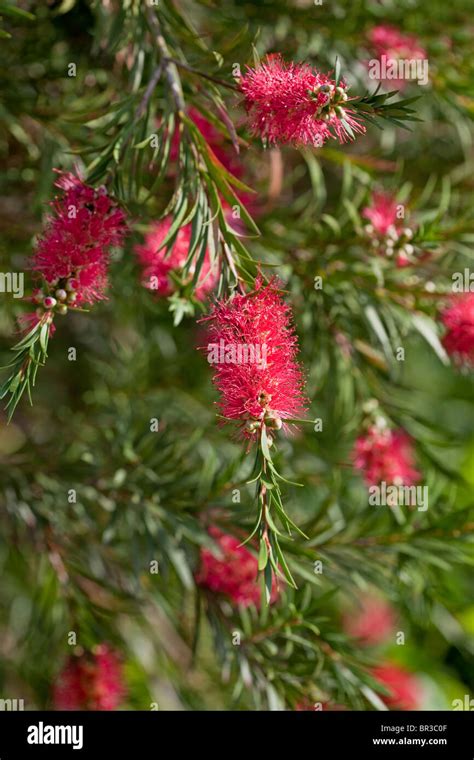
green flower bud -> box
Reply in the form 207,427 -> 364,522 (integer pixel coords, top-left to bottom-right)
265,412 -> 283,430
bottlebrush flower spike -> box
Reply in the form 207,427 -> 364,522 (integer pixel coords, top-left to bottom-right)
201,277 -> 307,440
196,527 -> 278,607
353,424 -> 420,486
363,192 -> 402,237
367,25 -> 427,91
1,171 -> 127,421
239,54 -> 365,148
343,596 -> 396,646
440,293 -> 474,368
135,218 -> 218,301
33,171 -> 127,305
200,278 -> 308,600
53,645 -> 126,710
372,664 -> 422,710
368,25 -> 427,64
363,192 -> 417,267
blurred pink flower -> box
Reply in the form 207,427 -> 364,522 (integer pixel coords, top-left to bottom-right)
367,25 -> 427,91
53,645 -> 125,711
441,293 -> 474,367
353,425 -> 420,487
363,192 -> 401,237
197,526 -> 278,607
344,596 -> 396,646
135,218 -> 218,301
362,191 -> 418,267
170,107 -> 243,178
372,664 -> 422,710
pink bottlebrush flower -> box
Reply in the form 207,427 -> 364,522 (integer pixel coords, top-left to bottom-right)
32,171 -> 127,305
53,645 -> 126,710
196,526 -> 278,607
343,596 -> 396,646
135,218 -> 219,301
239,54 -> 365,148
363,192 -> 418,267
353,425 -> 420,487
441,293 -> 474,367
372,664 -> 422,710
201,277 -> 307,440
368,25 -> 427,61
363,192 -> 402,237
367,25 -> 427,91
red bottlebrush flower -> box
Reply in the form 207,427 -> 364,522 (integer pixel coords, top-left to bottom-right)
196,526 -> 277,607
363,192 -> 417,267
344,596 -> 396,646
368,25 -> 426,61
135,218 -> 218,301
372,664 -> 422,710
201,277 -> 307,440
32,171 -> 127,306
363,192 -> 401,238
367,25 -> 427,91
239,54 -> 365,148
441,293 -> 474,367
53,645 -> 125,710
353,425 -> 420,487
